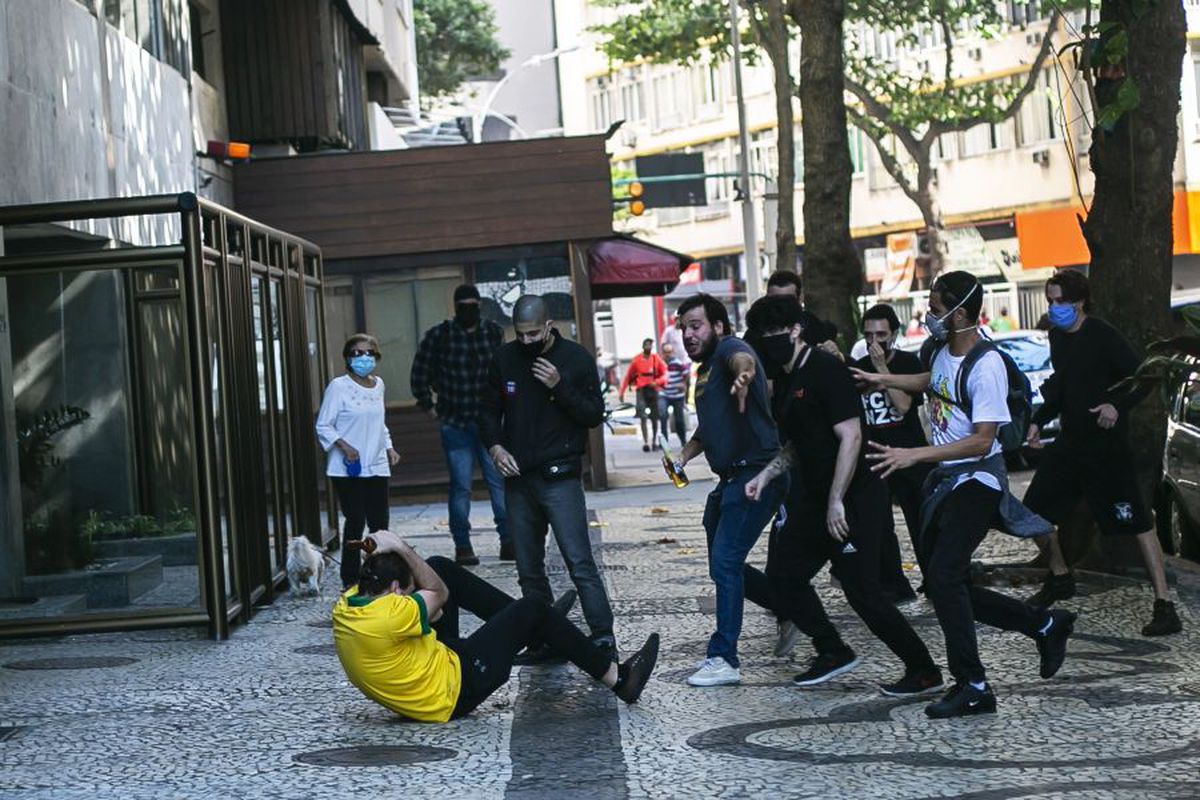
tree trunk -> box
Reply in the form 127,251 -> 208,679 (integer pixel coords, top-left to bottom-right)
1076,0 -> 1185,567
763,0 -> 797,274
915,160 -> 948,278
790,0 -> 861,344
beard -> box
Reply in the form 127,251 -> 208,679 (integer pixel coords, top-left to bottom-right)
684,329 -> 719,362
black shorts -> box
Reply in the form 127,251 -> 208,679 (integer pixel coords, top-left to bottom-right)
1023,444 -> 1152,536
635,386 -> 659,418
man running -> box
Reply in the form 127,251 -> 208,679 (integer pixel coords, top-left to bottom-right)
1024,269 -> 1181,636
856,270 -> 1075,718
674,294 -> 788,687
851,303 -> 927,604
742,296 -> 943,695
332,531 -> 659,722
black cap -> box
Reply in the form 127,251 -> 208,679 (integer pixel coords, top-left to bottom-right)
454,284 -> 481,303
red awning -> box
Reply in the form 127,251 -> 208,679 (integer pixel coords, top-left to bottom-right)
587,236 -> 694,299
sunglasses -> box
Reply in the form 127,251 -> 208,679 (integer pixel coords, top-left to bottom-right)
349,349 -> 380,358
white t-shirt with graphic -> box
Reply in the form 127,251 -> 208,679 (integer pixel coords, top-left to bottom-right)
926,346 -> 1009,490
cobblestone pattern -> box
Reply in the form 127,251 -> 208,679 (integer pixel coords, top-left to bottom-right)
1,490 -> 1198,799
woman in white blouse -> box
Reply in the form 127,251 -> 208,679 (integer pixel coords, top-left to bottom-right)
315,334 -> 400,588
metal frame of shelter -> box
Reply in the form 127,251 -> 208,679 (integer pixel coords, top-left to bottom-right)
0,193 -> 328,640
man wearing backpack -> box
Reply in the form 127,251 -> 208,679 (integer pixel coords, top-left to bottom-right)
854,271 -> 1075,719
411,284 -> 510,565
1023,269 -> 1181,636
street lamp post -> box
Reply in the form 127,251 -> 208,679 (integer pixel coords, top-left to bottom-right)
473,46 -> 579,144
729,0 -> 763,304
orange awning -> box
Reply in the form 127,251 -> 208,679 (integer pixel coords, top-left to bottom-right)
1015,191 -> 1200,270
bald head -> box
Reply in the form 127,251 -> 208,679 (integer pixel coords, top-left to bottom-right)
513,295 -> 549,327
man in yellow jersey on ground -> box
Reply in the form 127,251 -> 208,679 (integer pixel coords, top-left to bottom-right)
332,531 -> 659,722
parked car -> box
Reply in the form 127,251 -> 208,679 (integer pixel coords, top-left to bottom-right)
1159,369 -> 1200,560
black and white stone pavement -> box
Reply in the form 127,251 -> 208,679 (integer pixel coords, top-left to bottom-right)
2,477 -> 1199,799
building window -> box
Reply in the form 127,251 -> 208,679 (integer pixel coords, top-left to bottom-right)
693,61 -> 725,119
620,79 -> 645,123
1018,70 -> 1061,145
959,117 -> 1011,157
1007,0 -> 1043,26
105,0 -> 189,74
589,77 -> 614,132
848,126 -> 866,175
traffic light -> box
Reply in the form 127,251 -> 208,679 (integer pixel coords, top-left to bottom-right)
628,181 -> 645,216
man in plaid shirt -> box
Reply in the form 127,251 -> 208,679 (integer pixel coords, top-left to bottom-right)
411,284 -> 510,565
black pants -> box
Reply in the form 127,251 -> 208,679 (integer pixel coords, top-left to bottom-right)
922,481 -> 1043,684
745,478 -> 935,672
878,464 -> 933,595
423,557 -> 612,719
331,476 -> 390,587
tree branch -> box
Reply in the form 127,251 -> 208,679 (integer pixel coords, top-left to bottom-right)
846,105 -> 923,208
939,4 -> 954,101
843,75 -> 924,157
940,10 -> 1063,134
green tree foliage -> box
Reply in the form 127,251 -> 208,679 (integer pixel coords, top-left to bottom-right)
414,0 -> 510,102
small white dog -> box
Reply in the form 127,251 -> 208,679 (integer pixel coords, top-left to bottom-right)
287,536 -> 326,596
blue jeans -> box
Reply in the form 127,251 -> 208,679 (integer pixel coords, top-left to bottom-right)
441,422 -> 508,549
507,472 -> 614,641
702,469 -> 788,667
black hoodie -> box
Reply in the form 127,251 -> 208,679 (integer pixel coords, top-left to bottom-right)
479,329 -> 605,471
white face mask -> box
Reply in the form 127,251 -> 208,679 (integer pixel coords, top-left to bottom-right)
925,283 -> 980,341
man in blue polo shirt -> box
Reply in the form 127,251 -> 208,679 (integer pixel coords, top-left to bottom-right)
675,293 -> 787,687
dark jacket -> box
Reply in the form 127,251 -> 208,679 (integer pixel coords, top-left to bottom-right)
479,330 -> 605,471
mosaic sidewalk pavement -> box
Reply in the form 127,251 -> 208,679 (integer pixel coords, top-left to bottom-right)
2,485 -> 1200,799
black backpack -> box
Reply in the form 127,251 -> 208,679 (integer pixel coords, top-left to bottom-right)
919,338 -> 1032,454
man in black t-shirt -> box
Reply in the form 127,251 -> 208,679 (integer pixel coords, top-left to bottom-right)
1023,270 -> 1181,636
851,304 -> 929,604
742,296 -> 942,695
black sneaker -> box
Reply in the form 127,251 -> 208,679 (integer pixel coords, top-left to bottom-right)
455,547 -> 480,566
1036,608 -> 1076,679
513,643 -> 566,666
925,682 -> 997,719
880,667 -> 945,697
1029,571 -> 1076,608
1142,599 -> 1183,637
551,589 -> 578,618
792,649 -> 860,687
499,542 -> 516,561
614,633 -> 660,704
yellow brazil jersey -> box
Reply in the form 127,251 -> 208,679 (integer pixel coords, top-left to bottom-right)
331,588 -> 462,723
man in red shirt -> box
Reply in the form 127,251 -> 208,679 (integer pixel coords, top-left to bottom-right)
619,338 -> 668,452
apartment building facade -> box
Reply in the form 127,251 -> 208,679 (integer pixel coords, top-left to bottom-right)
555,0 -> 1200,345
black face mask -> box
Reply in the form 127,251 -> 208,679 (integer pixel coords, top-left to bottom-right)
519,335 -> 548,359
757,333 -> 796,374
455,303 -> 481,328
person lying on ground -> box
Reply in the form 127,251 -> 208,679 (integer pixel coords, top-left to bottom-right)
331,530 -> 660,723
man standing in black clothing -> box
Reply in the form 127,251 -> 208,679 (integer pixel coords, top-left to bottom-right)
1024,269 -> 1181,636
743,296 -> 943,695
765,270 -> 840,352
851,304 -> 927,604
411,284 -> 509,565
479,295 -> 617,659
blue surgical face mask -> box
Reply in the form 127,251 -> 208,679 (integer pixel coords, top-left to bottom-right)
349,355 -> 376,378
1048,303 -> 1078,330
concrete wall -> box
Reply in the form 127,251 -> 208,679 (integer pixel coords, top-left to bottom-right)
0,0 -> 195,245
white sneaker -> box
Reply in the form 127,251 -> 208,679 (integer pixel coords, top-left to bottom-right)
687,656 -> 741,687
774,620 -> 801,658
